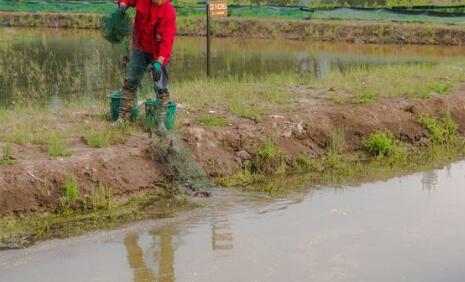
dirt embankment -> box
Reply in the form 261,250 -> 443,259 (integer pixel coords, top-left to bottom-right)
0,135 -> 165,217
1,11 -> 464,45
2,87 -> 465,217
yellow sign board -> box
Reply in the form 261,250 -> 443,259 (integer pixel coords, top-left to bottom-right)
209,1 -> 228,17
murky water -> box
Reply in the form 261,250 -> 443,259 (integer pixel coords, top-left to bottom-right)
2,161 -> 465,281
2,27 -> 465,106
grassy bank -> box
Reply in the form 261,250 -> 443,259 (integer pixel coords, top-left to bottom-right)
1,60 -> 464,143
1,11 -> 465,45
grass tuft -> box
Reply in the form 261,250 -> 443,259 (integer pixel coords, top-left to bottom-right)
47,135 -> 72,157
83,127 -> 123,148
196,115 -> 230,127
363,131 -> 406,159
0,143 -> 16,165
58,177 -> 79,212
416,113 -> 458,145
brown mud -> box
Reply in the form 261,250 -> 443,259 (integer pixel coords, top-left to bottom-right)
2,85 -> 465,217
0,135 -> 165,217
0,11 -> 464,45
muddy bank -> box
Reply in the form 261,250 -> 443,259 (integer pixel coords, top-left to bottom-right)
1,11 -> 464,45
181,89 -> 465,178
0,135 -> 165,217
2,86 -> 465,217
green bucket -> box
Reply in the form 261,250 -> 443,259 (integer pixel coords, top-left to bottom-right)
144,99 -> 177,130
107,91 -> 138,121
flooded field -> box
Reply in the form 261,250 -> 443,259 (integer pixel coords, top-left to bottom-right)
1,161 -> 465,282
2,27 -> 465,106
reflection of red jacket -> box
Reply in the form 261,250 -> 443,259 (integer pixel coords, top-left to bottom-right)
118,0 -> 176,63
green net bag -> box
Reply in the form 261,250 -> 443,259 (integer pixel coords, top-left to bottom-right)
102,9 -> 131,44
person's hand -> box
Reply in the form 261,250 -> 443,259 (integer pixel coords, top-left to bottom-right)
152,61 -> 163,82
118,3 -> 127,14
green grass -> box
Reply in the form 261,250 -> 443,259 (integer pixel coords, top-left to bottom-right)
363,130 -> 407,160
58,177 -> 79,211
313,63 -> 465,104
0,143 -> 16,165
196,115 -> 230,127
83,127 -> 124,148
91,183 -> 113,211
173,75 -> 293,119
416,113 -> 458,145
326,127 -> 344,168
47,135 -> 72,157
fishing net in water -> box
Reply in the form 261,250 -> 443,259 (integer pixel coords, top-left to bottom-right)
102,9 -> 131,44
153,132 -> 214,197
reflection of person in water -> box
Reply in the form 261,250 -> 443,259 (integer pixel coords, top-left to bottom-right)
124,228 -> 175,282
421,170 -> 438,192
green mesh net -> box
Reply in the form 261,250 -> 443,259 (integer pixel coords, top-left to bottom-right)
153,133 -> 214,197
102,9 -> 132,44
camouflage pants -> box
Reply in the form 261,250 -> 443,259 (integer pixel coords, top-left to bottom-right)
119,48 -> 169,122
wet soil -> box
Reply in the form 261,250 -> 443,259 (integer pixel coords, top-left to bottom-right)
1,11 -> 464,45
2,85 -> 465,217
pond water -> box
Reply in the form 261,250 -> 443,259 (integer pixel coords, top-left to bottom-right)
1,160 -> 465,281
1,27 -> 465,106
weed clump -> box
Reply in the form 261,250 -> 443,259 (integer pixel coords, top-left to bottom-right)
90,183 -> 112,210
363,131 -> 406,159
416,114 -> 458,145
47,136 -> 71,157
0,143 -> 16,165
83,127 -> 123,148
326,127 -> 344,168
58,177 -> 79,212
252,140 -> 286,176
196,115 -> 230,127
295,154 -> 312,171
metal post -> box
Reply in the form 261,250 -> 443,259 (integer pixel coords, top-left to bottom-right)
206,1 -> 211,77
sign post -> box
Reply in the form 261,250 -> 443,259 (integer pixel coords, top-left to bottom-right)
206,0 -> 227,77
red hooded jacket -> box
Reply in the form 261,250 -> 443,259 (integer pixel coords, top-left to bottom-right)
118,0 -> 176,64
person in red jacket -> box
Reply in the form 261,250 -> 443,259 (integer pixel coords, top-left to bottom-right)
116,0 -> 176,135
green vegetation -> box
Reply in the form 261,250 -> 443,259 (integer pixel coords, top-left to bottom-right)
0,143 -> 16,165
326,127 -> 344,168
313,63 -> 465,104
196,115 -> 230,127
90,183 -> 113,211
363,131 -> 406,159
253,140 -> 286,175
295,154 -> 312,171
58,177 -> 79,211
83,127 -> 124,148
416,113 -> 458,145
174,75 -> 292,119
47,135 -> 72,157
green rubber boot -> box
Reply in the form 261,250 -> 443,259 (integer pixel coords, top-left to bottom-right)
114,87 -> 136,128
155,91 -> 169,136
